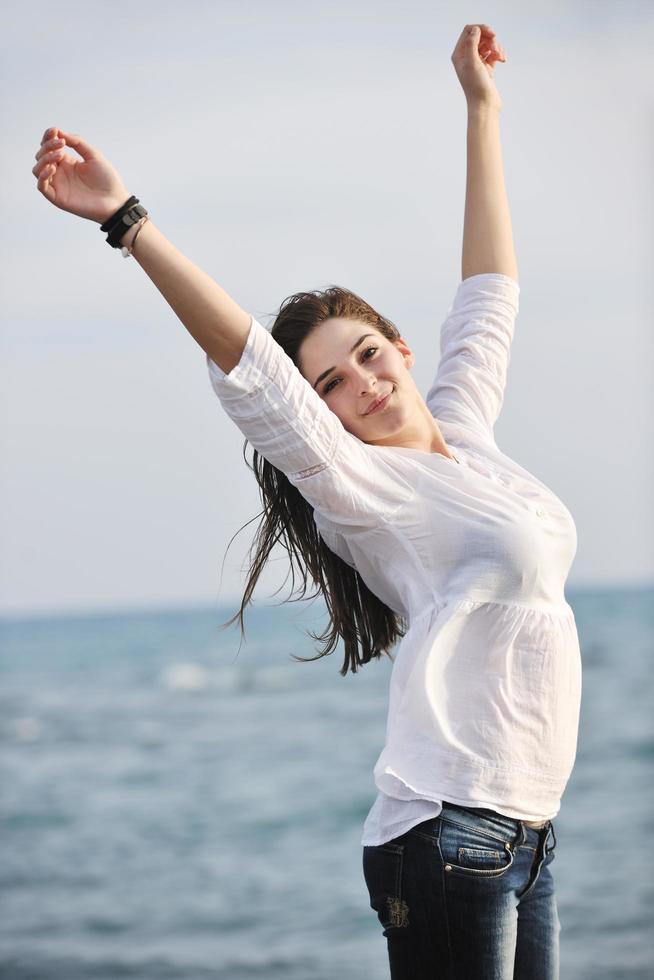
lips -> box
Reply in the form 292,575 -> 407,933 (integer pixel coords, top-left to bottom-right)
365,390 -> 392,416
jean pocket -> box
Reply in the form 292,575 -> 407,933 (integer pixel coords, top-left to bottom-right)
437,819 -> 515,879
362,842 -> 410,931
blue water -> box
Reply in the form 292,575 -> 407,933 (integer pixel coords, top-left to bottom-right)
1,587 -> 653,979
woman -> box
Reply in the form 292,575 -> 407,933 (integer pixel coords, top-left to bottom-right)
33,23 -> 579,980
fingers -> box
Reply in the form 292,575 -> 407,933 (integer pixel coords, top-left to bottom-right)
33,160 -> 57,194
457,25 -> 506,62
34,135 -> 66,163
33,126 -> 100,201
481,44 -> 506,64
36,159 -> 56,200
459,23 -> 494,42
55,131 -> 98,161
35,126 -> 66,200
32,144 -> 66,177
33,129 -> 67,197
36,127 -> 98,163
466,24 -> 496,38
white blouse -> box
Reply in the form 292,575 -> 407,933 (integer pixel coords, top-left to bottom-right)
206,273 -> 582,847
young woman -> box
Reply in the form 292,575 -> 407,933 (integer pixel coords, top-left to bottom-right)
33,23 -> 579,980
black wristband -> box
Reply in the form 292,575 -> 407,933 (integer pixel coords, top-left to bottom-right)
105,203 -> 148,248
100,196 -> 138,233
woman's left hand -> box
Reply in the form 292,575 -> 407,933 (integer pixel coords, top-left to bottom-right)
451,24 -> 506,111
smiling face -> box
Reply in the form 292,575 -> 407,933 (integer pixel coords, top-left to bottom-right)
297,316 -> 425,446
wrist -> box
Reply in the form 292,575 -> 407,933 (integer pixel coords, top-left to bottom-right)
118,220 -> 140,248
97,193 -> 132,226
100,197 -> 148,251
466,98 -> 502,117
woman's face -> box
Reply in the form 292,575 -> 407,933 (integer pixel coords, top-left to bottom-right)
297,317 -> 421,445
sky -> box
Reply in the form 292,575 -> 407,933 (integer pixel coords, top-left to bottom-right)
1,0 -> 653,618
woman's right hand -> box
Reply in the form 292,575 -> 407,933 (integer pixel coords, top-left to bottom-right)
32,126 -> 132,224
451,25 -> 506,111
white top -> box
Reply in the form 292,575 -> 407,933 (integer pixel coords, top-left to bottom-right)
206,273 -> 582,847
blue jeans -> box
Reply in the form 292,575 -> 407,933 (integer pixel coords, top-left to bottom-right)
362,801 -> 559,979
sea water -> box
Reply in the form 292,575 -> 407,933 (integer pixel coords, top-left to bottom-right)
1,586 -> 652,979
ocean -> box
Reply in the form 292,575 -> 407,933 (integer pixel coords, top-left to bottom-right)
1,586 -> 652,979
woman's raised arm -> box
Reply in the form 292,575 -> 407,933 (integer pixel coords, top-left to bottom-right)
33,127 -> 251,373
451,25 -> 518,283
108,218 -> 252,373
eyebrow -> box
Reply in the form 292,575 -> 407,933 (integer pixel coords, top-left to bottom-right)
312,334 -> 377,390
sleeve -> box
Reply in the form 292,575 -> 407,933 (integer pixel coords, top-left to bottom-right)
425,273 -> 520,446
206,314 -> 414,528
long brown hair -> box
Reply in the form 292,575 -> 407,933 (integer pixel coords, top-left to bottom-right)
219,286 -> 409,676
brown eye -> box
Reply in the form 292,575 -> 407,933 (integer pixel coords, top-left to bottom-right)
323,346 -> 378,395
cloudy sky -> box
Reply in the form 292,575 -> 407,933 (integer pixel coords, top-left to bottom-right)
1,0 -> 652,618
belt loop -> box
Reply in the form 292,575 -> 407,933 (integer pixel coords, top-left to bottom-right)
516,820 -> 527,847
547,821 -> 557,849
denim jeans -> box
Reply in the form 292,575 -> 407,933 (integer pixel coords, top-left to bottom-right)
362,800 -> 559,979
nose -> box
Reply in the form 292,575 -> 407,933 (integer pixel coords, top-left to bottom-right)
357,368 -> 378,396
